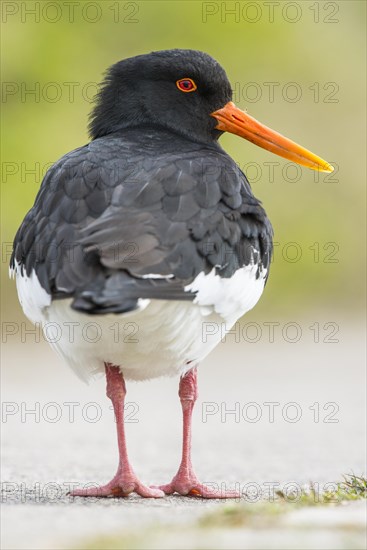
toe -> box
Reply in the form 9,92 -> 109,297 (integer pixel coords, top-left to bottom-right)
152,483 -> 175,495
136,484 -> 165,498
192,485 -> 241,499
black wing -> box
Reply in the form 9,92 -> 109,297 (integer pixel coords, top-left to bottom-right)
11,133 -> 273,314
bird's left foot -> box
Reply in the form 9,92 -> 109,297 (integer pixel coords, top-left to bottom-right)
154,469 -> 240,499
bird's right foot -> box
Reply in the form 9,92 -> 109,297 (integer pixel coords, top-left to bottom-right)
69,471 -> 164,498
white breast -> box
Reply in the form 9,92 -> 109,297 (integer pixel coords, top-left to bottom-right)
12,262 -> 267,382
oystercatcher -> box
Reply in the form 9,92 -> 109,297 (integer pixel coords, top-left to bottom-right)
11,50 -> 333,498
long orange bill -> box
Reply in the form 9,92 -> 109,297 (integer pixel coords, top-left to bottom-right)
211,101 -> 333,173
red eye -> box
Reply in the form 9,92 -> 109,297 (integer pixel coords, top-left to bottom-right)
176,78 -> 197,93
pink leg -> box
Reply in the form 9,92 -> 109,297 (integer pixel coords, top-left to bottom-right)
70,364 -> 164,498
156,368 -> 240,498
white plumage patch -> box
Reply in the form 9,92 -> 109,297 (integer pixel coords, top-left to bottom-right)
185,264 -> 266,324
11,261 -> 51,324
139,273 -> 174,279
12,260 -> 266,382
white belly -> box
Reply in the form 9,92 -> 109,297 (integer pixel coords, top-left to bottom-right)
12,263 -> 267,382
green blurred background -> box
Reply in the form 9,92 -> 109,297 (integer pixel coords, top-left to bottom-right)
1,0 -> 366,322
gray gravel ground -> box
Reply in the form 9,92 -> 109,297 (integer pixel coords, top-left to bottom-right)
1,317 -> 366,549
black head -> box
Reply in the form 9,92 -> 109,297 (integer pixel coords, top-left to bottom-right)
89,49 -> 333,173
89,49 -> 232,144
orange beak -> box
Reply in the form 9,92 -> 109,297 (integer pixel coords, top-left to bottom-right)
211,101 -> 333,173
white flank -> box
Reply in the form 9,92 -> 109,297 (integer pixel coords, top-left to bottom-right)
12,261 -> 51,323
185,263 -> 267,325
